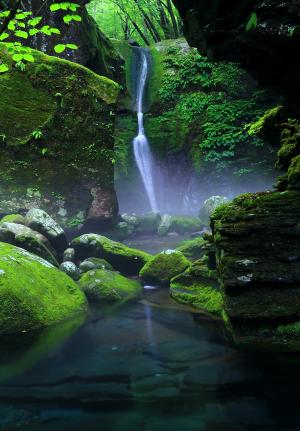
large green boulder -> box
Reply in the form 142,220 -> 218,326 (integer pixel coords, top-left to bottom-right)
139,250 -> 190,286
71,234 -> 151,275
0,43 -> 119,228
0,222 -> 59,266
0,242 -> 87,335
79,269 -> 143,304
169,216 -> 203,234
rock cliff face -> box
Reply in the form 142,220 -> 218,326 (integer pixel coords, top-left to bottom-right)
0,44 -> 119,228
173,0 -> 300,351
173,0 -> 300,114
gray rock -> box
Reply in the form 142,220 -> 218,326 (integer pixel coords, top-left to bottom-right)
63,248 -> 75,262
199,196 -> 230,223
25,208 -> 68,254
60,261 -> 81,280
79,257 -> 113,273
158,214 -> 172,237
0,222 -> 59,266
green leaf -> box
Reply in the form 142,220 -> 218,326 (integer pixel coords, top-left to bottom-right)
12,53 -> 23,62
0,64 -> 9,73
0,11 -> 10,18
15,12 -> 26,19
7,21 -> 16,31
28,16 -> 42,27
69,3 -> 81,12
50,3 -> 61,12
66,43 -> 78,49
54,44 -> 66,53
246,12 -> 258,32
14,30 -> 28,39
50,27 -> 61,34
23,54 -> 35,62
63,14 -> 81,24
29,28 -> 39,36
0,32 -> 9,41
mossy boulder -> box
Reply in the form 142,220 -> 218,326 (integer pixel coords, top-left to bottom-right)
59,261 -> 81,281
0,222 -> 59,266
71,234 -> 151,275
0,242 -> 87,335
78,269 -> 142,304
139,250 -> 190,286
0,214 -> 25,225
176,237 -> 206,260
169,216 -> 203,235
79,257 -> 114,273
136,213 -> 162,235
0,43 -> 119,228
170,258 -> 222,316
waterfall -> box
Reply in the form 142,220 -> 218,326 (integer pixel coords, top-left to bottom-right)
133,49 -> 158,213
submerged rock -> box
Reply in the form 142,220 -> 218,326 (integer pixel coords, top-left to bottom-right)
0,222 -> 58,266
60,261 -> 81,281
25,209 -> 68,254
78,269 -> 142,303
79,257 -> 114,273
199,196 -> 229,223
0,242 -> 87,335
139,250 -> 190,286
71,234 -> 150,275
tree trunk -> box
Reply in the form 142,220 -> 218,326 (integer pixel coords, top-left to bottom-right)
166,0 -> 179,38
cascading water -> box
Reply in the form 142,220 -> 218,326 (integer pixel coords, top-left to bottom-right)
133,49 -> 158,213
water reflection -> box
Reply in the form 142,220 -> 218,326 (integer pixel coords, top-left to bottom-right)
0,289 -> 299,430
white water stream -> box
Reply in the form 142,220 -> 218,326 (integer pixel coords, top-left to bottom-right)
133,49 -> 158,213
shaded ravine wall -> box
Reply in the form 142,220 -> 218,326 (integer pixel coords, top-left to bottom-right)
173,0 -> 300,351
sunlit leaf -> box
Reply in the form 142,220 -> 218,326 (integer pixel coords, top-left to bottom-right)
14,30 -> 28,39
0,64 -> 9,73
54,44 -> 66,53
12,53 -> 23,62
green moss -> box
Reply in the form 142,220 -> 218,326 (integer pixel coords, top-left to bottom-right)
247,106 -> 283,136
176,237 -> 205,260
288,155 -> 300,190
170,272 -> 223,317
169,216 -> 202,234
71,234 -> 151,275
277,321 -> 300,336
0,242 -> 87,335
139,250 -> 190,285
78,269 -> 142,303
0,42 -> 120,226
0,214 -> 25,224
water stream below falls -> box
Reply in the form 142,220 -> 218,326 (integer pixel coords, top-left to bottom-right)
133,48 -> 158,213
0,287 -> 299,430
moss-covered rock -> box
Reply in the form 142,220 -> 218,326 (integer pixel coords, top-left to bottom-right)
0,214 -> 25,225
71,234 -> 150,275
169,216 -> 203,234
288,155 -> 300,190
170,273 -> 222,317
79,257 -> 114,273
0,222 -> 59,266
0,43 -> 119,228
176,237 -> 205,260
0,242 -> 87,335
59,261 -> 81,281
78,269 -> 142,304
25,209 -> 68,255
139,250 -> 190,286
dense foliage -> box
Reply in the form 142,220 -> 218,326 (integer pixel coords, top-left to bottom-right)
87,0 -> 182,45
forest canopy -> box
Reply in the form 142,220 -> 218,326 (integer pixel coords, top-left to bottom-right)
87,0 -> 182,45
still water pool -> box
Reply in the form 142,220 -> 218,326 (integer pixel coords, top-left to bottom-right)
0,286 -> 299,431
